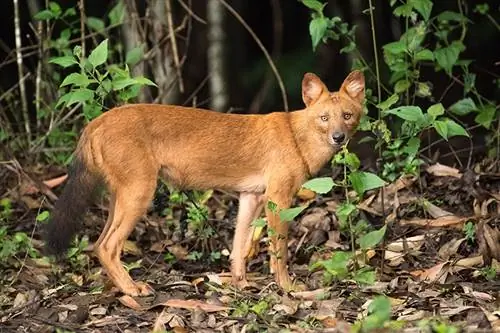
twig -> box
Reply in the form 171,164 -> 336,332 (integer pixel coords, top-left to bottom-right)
166,0 -> 184,93
368,0 -> 387,275
78,0 -> 86,58
218,0 -> 288,111
13,0 -> 30,143
177,0 -> 206,24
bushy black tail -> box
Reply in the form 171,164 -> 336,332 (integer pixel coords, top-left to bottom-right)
44,154 -> 100,256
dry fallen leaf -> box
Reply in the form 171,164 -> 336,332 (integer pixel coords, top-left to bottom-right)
161,299 -> 230,313
438,237 -> 466,260
387,235 -> 425,252
411,262 -> 448,283
123,240 -> 142,256
400,215 -> 468,228
291,287 -> 332,300
427,163 -> 462,178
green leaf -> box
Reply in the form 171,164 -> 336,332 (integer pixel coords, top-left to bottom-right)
475,105 -> 496,129
65,89 -> 94,107
49,2 -> 62,16
60,73 -> 95,87
393,3 -> 413,17
434,42 -> 463,75
49,56 -> 78,68
251,217 -> 267,228
414,49 -> 434,61
344,152 -> 360,171
302,177 -> 334,194
394,79 -> 410,93
88,39 -> 108,68
36,211 -> 50,222
279,206 -> 307,222
353,268 -> 376,285
433,120 -> 448,140
309,17 -> 328,51
302,0 -> 325,12
403,137 -> 420,157
133,76 -> 157,87
336,202 -> 356,224
427,103 -> 445,119
385,106 -> 425,123
34,9 -> 55,20
86,17 -> 105,33
410,0 -> 433,21
383,41 -> 407,54
126,45 -> 144,66
377,94 -> 399,111
437,10 -> 468,23
363,296 -> 392,330
109,0 -> 126,26
359,225 -> 387,250
313,251 -> 351,278
449,98 -> 477,116
112,77 -> 137,90
446,119 -> 469,138
349,171 -> 386,196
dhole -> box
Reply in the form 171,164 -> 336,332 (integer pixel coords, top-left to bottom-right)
45,71 -> 365,296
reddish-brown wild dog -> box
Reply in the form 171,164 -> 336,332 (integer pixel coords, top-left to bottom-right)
45,71 -> 365,296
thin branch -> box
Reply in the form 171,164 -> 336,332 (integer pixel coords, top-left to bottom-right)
13,0 -> 30,142
166,0 -> 184,93
177,0 -> 206,24
78,0 -> 86,58
218,0 -> 288,111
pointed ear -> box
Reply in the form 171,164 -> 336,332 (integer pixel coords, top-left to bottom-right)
302,73 -> 328,107
341,70 -> 365,103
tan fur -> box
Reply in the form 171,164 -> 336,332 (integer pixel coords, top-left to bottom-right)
49,71 -> 365,296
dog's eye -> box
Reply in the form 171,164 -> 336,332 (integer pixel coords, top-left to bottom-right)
343,113 -> 352,120
320,115 -> 329,122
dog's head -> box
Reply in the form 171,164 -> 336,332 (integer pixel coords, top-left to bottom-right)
301,70 -> 365,147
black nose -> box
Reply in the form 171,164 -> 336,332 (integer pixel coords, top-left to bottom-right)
332,132 -> 346,144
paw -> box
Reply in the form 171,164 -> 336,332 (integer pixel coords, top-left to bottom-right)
231,276 -> 251,289
122,281 -> 154,297
134,281 -> 155,296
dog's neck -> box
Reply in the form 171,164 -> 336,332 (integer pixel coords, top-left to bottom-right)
288,110 -> 336,176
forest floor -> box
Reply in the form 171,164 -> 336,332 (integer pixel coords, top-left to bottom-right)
0,157 -> 499,333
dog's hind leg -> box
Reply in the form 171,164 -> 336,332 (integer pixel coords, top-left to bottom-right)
95,177 -> 157,296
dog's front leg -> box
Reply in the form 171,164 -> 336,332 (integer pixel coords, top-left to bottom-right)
265,183 -> 294,291
230,192 -> 264,288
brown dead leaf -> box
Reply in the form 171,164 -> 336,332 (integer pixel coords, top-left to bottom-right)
123,240 -> 142,256
452,255 -> 484,272
297,188 -> 316,200
166,244 -> 189,260
400,215 -> 468,229
150,239 -> 173,253
290,287 -> 331,300
152,309 -> 185,333
387,235 -> 425,252
438,237 -> 466,260
23,174 -> 68,194
483,224 -> 500,261
161,299 -> 230,313
427,163 -> 462,178
314,298 -> 345,321
300,208 -> 331,230
411,262 -> 448,283
385,250 -> 405,267
424,201 -> 454,218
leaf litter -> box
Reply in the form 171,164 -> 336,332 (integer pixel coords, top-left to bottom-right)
0,160 -> 498,332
